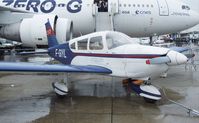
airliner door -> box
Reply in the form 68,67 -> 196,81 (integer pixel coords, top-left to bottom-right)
108,0 -> 119,14
157,0 -> 169,16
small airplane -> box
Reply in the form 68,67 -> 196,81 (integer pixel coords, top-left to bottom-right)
0,0 -> 199,47
0,20 -> 193,102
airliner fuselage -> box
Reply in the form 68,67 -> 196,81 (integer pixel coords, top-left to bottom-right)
0,0 -> 198,47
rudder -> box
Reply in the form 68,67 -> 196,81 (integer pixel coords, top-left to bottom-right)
45,20 -> 59,48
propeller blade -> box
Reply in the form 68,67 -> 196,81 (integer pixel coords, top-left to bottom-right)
146,56 -> 171,64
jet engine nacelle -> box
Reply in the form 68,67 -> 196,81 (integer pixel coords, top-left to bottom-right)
0,15 -> 73,47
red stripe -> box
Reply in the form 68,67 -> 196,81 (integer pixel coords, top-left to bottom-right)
74,53 -> 162,59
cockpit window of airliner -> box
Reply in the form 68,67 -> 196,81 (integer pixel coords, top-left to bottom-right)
89,36 -> 103,50
182,5 -> 190,10
106,32 -> 131,49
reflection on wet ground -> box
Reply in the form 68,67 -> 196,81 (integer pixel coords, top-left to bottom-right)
0,48 -> 199,123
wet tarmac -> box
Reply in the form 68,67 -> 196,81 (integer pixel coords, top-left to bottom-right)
0,49 -> 199,123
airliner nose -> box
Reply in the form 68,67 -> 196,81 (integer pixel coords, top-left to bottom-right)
167,51 -> 188,65
190,10 -> 199,25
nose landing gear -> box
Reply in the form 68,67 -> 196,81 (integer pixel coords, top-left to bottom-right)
123,79 -> 161,103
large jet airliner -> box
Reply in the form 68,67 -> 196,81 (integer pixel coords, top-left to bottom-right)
0,0 -> 198,47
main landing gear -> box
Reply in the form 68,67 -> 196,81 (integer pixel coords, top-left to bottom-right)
52,82 -> 68,96
52,73 -> 70,96
123,78 -> 161,103
51,74 -> 161,103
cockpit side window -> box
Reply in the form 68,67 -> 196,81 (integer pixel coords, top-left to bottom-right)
182,5 -> 190,10
106,33 -> 131,49
70,42 -> 76,50
89,36 -> 103,50
77,38 -> 88,50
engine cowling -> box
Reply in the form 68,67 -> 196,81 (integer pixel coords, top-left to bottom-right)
0,15 -> 73,47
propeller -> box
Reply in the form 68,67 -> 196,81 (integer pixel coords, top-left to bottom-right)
146,50 -> 189,65
146,56 -> 170,64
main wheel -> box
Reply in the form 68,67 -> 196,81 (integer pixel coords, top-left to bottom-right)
52,82 -> 68,96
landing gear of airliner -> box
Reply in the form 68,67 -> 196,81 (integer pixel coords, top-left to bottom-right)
123,78 -> 161,103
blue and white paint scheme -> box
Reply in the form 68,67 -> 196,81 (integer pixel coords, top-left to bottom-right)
44,20 -> 188,79
0,21 -> 191,101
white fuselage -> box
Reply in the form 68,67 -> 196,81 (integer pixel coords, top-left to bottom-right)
0,0 -> 199,37
71,44 -> 169,79
50,31 -> 187,80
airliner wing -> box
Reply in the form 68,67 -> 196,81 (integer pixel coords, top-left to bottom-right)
0,5 -> 29,13
0,62 -> 112,74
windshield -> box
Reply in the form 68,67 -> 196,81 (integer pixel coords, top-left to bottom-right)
106,32 -> 132,49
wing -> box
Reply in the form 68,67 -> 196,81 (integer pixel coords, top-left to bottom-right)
169,47 -> 195,59
169,46 -> 189,53
0,5 -> 29,13
0,62 -> 112,74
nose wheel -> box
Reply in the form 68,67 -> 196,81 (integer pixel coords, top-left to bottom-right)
123,79 -> 161,103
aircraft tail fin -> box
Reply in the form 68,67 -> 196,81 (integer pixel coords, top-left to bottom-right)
45,20 -> 59,48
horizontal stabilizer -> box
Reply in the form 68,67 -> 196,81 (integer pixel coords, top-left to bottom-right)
0,62 -> 112,74
146,56 -> 170,64
17,51 -> 48,55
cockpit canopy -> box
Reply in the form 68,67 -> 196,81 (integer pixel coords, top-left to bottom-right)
106,32 -> 132,49
69,31 -> 135,51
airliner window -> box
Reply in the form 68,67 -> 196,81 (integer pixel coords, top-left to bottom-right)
182,5 -> 186,10
106,33 -> 131,49
182,5 -> 190,10
77,39 -> 88,50
70,42 -> 76,50
187,6 -> 190,10
89,36 -> 103,50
